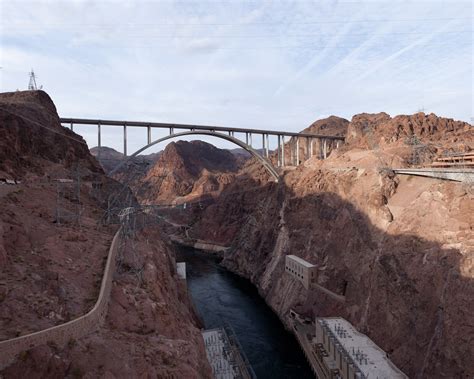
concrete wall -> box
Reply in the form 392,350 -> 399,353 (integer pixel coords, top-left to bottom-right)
0,228 -> 122,369
169,234 -> 230,254
393,168 -> 474,183
284,255 -> 316,289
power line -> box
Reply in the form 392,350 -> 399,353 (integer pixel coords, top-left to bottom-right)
89,41 -> 472,50
6,17 -> 472,29
56,30 -> 471,39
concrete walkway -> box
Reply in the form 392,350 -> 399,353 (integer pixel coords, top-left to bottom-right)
393,168 -> 474,182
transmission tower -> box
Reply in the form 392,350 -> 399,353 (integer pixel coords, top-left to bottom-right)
28,69 -> 38,90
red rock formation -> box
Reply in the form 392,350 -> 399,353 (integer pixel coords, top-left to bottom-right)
346,112 -> 473,149
183,112 -> 473,378
137,140 -> 241,204
305,115 -> 350,137
0,91 -> 211,378
0,91 -> 101,179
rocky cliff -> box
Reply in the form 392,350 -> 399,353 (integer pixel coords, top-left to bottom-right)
0,91 -> 211,378
136,140 -> 242,205
184,112 -> 473,378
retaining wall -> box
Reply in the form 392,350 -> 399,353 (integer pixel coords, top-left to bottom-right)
0,228 -> 122,369
169,235 -> 230,253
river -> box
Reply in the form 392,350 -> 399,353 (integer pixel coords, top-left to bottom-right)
176,246 -> 314,378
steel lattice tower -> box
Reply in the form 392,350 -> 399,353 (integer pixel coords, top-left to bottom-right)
28,69 -> 38,90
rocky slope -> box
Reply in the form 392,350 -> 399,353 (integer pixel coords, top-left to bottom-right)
182,112 -> 473,378
0,91 -> 211,378
136,140 -> 242,205
305,115 -> 349,137
90,146 -> 161,175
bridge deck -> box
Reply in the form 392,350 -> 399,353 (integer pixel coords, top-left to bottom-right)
60,117 -> 345,140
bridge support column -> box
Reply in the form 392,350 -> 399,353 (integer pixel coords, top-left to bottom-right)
249,133 -> 252,147
292,139 -> 296,166
70,122 -> 74,131
169,127 -> 174,135
265,134 -> 269,158
306,137 -> 310,159
98,122 -> 101,159
246,132 -> 249,145
147,126 -> 151,145
310,138 -> 314,157
323,139 -> 327,159
296,137 -> 299,165
277,135 -> 281,167
281,135 -> 285,167
262,134 -> 265,155
123,124 -> 127,157
336,140 -> 340,149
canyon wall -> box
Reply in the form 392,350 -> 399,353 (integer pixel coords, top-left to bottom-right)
186,112 -> 473,378
0,91 -> 211,378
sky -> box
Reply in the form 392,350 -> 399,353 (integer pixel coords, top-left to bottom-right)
0,0 -> 472,154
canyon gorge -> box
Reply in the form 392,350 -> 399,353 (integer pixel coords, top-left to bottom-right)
1,90 -> 473,378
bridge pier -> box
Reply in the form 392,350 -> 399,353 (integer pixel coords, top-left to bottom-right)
265,134 -> 269,158
70,122 -> 74,131
277,135 -> 281,167
147,126 -> 151,145
281,135 -> 285,167
98,122 -> 101,159
123,124 -> 127,156
295,137 -> 299,165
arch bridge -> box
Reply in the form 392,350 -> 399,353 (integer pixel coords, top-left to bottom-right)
60,118 -> 345,180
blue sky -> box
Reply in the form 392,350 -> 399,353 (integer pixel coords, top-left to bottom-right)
0,0 -> 472,153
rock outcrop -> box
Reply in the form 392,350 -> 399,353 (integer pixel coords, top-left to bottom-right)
0,91 -> 101,179
136,140 -> 241,205
305,115 -> 350,137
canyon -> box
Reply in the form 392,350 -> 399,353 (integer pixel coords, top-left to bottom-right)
140,112 -> 473,378
0,90 -> 473,378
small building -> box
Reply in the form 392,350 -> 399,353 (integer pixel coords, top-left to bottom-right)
313,317 -> 408,379
176,262 -> 187,296
285,255 -> 317,289
176,262 -> 186,280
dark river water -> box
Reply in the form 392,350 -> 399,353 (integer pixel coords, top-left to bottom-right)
176,246 -> 314,378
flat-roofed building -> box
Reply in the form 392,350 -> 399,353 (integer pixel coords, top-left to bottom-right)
176,262 -> 186,280
313,317 -> 408,379
285,255 -> 317,289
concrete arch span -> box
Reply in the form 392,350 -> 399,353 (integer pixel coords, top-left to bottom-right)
109,130 -> 280,182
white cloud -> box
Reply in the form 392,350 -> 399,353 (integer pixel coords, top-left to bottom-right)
0,0 -> 471,153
